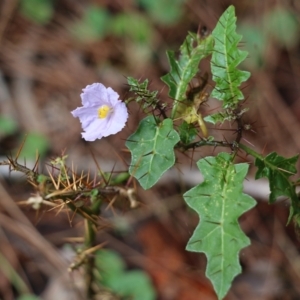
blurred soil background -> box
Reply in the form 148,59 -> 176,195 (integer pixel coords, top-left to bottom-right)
1,0 -> 300,299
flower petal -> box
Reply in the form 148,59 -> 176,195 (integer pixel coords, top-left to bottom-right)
80,83 -> 108,106
72,83 -> 128,141
103,102 -> 128,136
106,87 -> 121,106
71,106 -> 98,128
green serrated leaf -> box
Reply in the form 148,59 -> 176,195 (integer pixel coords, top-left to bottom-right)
184,152 -> 256,299
126,116 -> 180,189
211,5 -> 250,108
161,33 -> 213,118
255,152 -> 299,223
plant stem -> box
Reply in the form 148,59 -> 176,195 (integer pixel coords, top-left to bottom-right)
177,139 -> 232,151
238,143 -> 264,160
84,219 -> 96,299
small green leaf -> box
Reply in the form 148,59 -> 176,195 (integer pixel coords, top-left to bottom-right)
0,116 -> 18,136
264,8 -> 299,48
95,250 -> 125,279
178,121 -> 197,144
238,23 -> 266,69
255,152 -> 299,223
110,12 -> 153,44
204,112 -> 229,125
184,152 -> 256,299
19,0 -> 53,25
127,77 -> 159,111
138,0 -> 184,25
95,250 -> 156,300
204,107 -> 248,125
161,33 -> 213,118
126,116 -> 180,189
106,271 -> 156,300
110,172 -> 130,185
70,6 -> 110,42
211,5 -> 250,108
17,133 -> 49,160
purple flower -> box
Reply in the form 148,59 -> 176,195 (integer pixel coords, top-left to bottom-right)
71,83 -> 128,141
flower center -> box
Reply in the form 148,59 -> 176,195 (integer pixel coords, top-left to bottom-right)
97,105 -> 111,119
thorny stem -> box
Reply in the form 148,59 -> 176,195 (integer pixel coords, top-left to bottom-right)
177,139 -> 232,151
0,156 -> 115,298
157,103 -> 168,119
238,143 -> 264,160
177,106 -> 248,153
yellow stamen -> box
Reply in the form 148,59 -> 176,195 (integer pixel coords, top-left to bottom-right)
98,105 -> 111,119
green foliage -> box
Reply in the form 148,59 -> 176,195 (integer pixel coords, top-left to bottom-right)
111,12 -> 153,44
178,121 -> 197,144
70,6 -> 110,42
255,152 -> 299,222
0,116 -> 18,137
17,133 -> 49,160
19,0 -> 53,25
211,5 -> 250,108
184,152 -> 256,299
0,252 -> 32,298
238,23 -> 266,69
264,7 -> 299,48
161,33 -> 213,118
204,112 -> 232,125
239,7 -> 299,70
126,116 -> 180,189
17,296 -> 41,300
204,108 -> 249,125
137,0 -> 184,25
10,4 -> 300,300
70,5 -> 153,44
127,77 -> 160,112
96,250 -> 156,300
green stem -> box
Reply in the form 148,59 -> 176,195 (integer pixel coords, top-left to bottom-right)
238,143 -> 264,160
84,219 -> 96,299
0,252 -> 30,295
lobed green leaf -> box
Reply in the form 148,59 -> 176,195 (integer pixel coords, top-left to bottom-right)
126,116 -> 180,189
255,152 -> 299,223
211,5 -> 250,108
184,152 -> 256,299
161,33 -> 213,118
